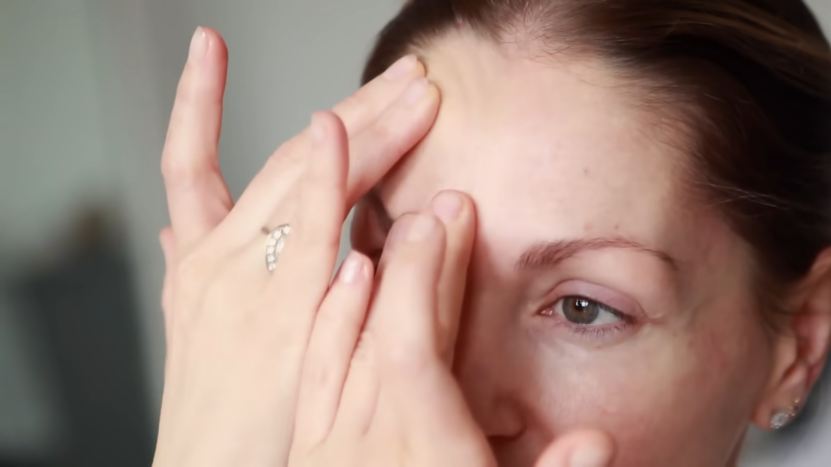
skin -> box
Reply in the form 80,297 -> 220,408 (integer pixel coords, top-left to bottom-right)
156,27 -> 616,467
351,31 -> 831,466
157,26 -> 831,467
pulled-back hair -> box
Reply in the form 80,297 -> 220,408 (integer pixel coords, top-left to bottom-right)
362,0 -> 831,321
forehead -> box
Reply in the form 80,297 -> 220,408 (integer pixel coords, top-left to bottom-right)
378,33 -> 723,268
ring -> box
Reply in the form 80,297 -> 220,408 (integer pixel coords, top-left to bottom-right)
264,224 -> 291,272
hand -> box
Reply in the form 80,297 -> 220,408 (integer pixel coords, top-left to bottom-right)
153,26 -> 439,467
288,194 -> 496,467
286,195 -> 616,467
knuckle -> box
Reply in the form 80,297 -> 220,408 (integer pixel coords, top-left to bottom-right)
291,205 -> 341,251
351,330 -> 373,364
160,153 -> 196,188
294,221 -> 340,255
266,138 -> 306,173
384,340 -> 433,375
174,252 -> 213,296
305,358 -> 332,389
366,119 -> 397,145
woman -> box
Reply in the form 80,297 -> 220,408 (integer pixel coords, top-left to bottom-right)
152,0 -> 831,466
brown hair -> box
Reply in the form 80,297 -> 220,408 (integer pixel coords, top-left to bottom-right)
362,0 -> 831,320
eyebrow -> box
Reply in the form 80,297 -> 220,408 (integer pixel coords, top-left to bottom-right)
515,237 -> 679,272
364,190 -> 679,272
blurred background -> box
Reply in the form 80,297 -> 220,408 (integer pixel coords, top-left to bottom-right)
1,1 -> 831,466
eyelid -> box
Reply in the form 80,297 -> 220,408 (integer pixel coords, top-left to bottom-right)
548,281 -> 643,319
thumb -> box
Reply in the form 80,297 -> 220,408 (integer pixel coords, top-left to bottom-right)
535,430 -> 615,467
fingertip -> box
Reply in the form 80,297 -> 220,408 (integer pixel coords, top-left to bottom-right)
336,250 -> 373,285
536,431 -> 615,467
310,110 -> 347,139
431,190 -> 475,224
199,27 -> 224,47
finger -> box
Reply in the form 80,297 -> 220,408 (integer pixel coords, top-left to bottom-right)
159,227 -> 176,347
223,56 -> 425,239
330,328 -> 380,439
343,78 -> 440,207
161,27 -> 234,253
333,55 -> 424,131
330,213 -> 445,440
294,252 -> 373,449
266,111 -> 349,346
374,212 -> 446,357
429,191 -> 476,364
535,431 -> 615,467
225,76 -> 439,241
369,212 -> 490,459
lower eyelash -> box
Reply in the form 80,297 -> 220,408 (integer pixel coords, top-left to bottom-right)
565,320 -> 634,340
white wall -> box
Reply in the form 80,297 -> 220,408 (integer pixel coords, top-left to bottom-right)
0,0 -> 115,458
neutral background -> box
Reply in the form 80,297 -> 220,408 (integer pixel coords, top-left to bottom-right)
1,1 -> 830,465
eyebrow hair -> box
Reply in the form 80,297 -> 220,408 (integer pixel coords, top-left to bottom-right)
365,189 -> 679,272
515,237 -> 679,272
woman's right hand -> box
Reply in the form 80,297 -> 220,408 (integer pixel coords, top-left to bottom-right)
152,27 -> 440,467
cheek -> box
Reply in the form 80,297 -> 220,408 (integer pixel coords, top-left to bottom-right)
518,303 -> 769,465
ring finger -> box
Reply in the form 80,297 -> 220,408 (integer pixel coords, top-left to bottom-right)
293,251 -> 374,450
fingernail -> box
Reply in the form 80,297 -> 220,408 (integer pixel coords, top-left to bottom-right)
406,214 -> 437,242
570,445 -> 613,467
403,78 -> 429,104
338,252 -> 365,284
188,27 -> 208,61
310,113 -> 326,144
432,191 -> 462,221
384,55 -> 418,80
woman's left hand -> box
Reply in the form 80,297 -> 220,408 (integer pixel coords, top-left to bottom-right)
287,193 -> 496,467
286,194 -> 616,467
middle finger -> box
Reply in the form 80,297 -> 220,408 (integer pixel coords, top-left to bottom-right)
223,57 -> 433,242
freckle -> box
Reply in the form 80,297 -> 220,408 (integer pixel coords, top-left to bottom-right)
614,224 -> 620,231
583,168 -> 590,176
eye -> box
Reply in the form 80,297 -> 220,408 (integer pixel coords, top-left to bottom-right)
542,296 -> 623,326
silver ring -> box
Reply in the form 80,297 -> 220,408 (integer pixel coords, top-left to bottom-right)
264,224 -> 291,272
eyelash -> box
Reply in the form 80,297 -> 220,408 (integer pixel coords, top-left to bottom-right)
538,296 -> 636,340
361,213 -> 637,341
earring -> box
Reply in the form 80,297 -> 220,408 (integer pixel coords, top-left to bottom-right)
770,397 -> 802,430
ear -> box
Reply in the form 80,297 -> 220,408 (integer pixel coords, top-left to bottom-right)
752,248 -> 831,430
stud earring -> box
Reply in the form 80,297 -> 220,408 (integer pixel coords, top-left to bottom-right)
770,396 -> 802,430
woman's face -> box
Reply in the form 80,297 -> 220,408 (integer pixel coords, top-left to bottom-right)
351,33 -> 774,466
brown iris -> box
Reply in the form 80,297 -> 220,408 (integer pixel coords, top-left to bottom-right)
561,297 -> 600,325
